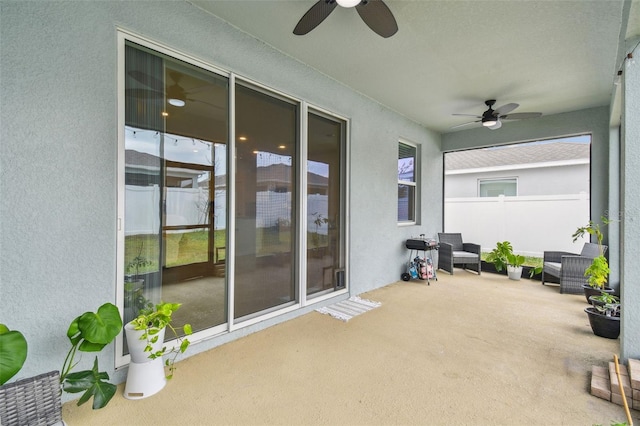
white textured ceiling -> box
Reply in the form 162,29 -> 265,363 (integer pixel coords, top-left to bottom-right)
191,0 -> 639,133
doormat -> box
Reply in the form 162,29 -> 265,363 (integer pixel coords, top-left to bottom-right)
315,296 -> 381,322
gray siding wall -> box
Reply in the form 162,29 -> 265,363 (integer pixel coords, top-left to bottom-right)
445,163 -> 589,198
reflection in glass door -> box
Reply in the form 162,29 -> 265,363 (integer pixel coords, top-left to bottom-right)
307,112 -> 346,296
123,41 -> 228,348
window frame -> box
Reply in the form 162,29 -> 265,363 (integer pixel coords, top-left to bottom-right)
397,139 -> 419,225
477,177 -> 518,197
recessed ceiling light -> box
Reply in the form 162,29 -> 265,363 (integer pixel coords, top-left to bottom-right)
278,145 -> 286,149
161,111 -> 169,117
239,136 -> 247,141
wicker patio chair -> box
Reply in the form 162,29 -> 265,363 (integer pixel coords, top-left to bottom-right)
0,370 -> 64,426
541,242 -> 607,294
437,233 -> 481,275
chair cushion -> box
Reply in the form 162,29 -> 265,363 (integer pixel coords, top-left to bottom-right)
544,261 -> 562,277
453,251 -> 479,260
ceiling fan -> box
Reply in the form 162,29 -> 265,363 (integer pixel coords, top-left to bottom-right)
451,100 -> 543,130
293,0 -> 398,38
125,70 -> 209,108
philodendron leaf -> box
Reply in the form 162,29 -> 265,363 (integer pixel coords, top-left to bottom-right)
62,357 -> 116,410
66,317 -> 83,346
0,325 -> 28,385
77,303 -> 123,348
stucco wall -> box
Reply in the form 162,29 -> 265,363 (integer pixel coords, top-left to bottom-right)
0,1 -> 441,392
621,41 -> 640,361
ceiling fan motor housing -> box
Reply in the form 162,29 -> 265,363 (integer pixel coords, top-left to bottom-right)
481,109 -> 497,123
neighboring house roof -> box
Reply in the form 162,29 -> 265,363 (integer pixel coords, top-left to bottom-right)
445,142 -> 590,171
126,149 -> 161,167
125,150 -> 328,187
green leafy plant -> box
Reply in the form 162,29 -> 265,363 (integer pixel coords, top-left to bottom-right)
310,212 -> 329,248
486,241 -> 541,278
572,216 -> 612,289
590,291 -> 621,317
0,323 -> 28,385
126,242 -> 152,281
506,252 -> 526,268
591,291 -> 620,305
486,241 -> 513,272
129,302 -> 192,379
60,303 -> 123,409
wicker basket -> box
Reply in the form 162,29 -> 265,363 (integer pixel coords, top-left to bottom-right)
0,370 -> 64,426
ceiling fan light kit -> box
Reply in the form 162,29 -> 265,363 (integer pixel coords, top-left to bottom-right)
168,98 -> 186,107
336,0 -> 360,8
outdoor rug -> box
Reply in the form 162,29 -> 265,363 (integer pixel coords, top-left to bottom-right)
315,296 -> 382,322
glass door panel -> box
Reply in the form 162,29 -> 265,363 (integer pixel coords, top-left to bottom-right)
307,112 -> 345,296
123,42 -> 229,349
234,83 -> 298,320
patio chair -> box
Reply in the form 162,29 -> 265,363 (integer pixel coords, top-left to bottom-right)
0,370 -> 64,426
541,242 -> 607,294
437,233 -> 481,275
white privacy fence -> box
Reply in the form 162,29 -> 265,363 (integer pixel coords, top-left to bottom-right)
445,193 -> 590,257
125,185 -> 328,236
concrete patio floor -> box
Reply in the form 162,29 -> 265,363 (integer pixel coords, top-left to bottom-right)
63,270 -> 639,425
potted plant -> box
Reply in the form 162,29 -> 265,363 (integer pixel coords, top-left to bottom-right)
310,212 -> 329,251
124,243 -> 152,322
125,242 -> 152,283
486,241 -> 541,280
584,291 -> 620,339
588,290 -> 620,310
125,302 -> 192,379
572,217 -> 613,300
60,302 -> 123,409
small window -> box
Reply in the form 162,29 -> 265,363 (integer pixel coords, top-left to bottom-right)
398,141 -> 417,222
478,178 -> 517,197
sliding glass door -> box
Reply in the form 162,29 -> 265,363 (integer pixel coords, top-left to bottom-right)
120,36 -> 348,356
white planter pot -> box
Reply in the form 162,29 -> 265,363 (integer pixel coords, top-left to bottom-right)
125,322 -> 166,363
507,265 -> 523,281
124,322 -> 167,399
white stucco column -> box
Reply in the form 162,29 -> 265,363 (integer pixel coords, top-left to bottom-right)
621,41 -> 640,361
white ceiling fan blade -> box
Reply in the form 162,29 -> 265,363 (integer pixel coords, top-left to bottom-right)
494,103 -> 519,115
